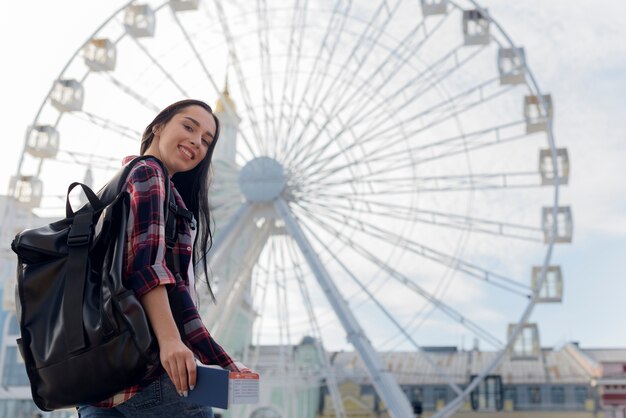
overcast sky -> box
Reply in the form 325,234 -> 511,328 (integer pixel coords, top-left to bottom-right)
1,1 -> 624,349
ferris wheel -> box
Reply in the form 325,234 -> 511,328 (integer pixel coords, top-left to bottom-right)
5,0 -> 572,417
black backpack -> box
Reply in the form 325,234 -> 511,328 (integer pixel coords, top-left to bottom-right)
10,155 -> 190,411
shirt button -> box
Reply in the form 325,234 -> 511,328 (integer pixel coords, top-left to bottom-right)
187,246 -> 192,251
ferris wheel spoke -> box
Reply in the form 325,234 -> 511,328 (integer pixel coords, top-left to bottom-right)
384,79 -> 516,143
289,41 -> 466,170
376,43 -> 491,122
282,4 -> 352,166
310,119 -> 527,183
275,0 -> 308,159
281,0 -> 403,165
313,169 -> 540,190
303,77 -> 511,181
210,179 -> 242,193
280,240 -> 295,350
279,239 -> 294,349
66,110 -> 142,141
293,205 -> 505,348
269,239 -> 287,348
279,0 -> 353,163
173,5 -> 263,158
296,213 -> 465,395
286,15 -> 453,170
211,1 -> 269,156
298,196 -> 544,243
325,13 -> 451,124
293,201 -> 530,297
281,99 -> 374,196
210,201 -> 244,221
297,44 -> 491,175
54,151 -> 119,170
249,254 -> 272,365
285,239 -> 349,418
309,171 -> 547,197
397,43 -> 490,107
256,0 -> 278,157
374,74 -> 505,137
96,72 -> 161,112
127,36 -> 190,97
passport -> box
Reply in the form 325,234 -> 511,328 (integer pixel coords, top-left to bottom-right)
185,365 -> 230,409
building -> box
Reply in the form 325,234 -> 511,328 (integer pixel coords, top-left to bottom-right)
586,349 -> 626,418
318,344 -> 611,417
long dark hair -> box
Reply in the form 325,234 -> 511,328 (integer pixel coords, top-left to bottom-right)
140,99 -> 220,302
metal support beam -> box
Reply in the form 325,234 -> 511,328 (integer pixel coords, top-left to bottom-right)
275,198 -> 414,418
209,220 -> 272,337
202,202 -> 256,328
207,202 -> 253,269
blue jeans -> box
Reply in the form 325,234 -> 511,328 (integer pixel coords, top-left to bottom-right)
76,373 -> 214,417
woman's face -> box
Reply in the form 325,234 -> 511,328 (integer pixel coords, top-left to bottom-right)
146,105 -> 216,175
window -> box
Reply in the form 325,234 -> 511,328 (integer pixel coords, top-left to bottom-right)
403,386 -> 422,414
551,387 -> 565,404
434,387 -> 447,403
504,386 -> 517,405
509,324 -> 540,358
528,386 -> 542,404
403,386 -> 421,403
575,387 -> 588,405
470,375 -> 504,411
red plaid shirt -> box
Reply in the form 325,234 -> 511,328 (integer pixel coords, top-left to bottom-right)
95,156 -> 238,407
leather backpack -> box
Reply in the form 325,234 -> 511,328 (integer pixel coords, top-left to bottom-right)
10,156 -> 189,410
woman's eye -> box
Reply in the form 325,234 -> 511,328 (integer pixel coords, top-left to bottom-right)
184,125 -> 193,131
202,139 -> 210,147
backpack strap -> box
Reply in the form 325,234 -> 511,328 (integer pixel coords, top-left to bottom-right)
163,190 -> 199,338
64,210 -> 96,353
64,156 -> 179,353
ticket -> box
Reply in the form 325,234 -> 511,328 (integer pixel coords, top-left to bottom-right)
229,372 -> 260,404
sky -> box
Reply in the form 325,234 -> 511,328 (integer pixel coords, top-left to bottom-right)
0,1 -> 625,349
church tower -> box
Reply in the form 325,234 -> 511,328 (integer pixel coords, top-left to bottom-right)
213,80 -> 240,164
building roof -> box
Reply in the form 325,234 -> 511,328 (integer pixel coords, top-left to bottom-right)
215,81 -> 238,115
584,349 -> 626,363
326,345 -> 608,386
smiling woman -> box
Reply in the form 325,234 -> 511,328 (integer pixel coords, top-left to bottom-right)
73,99 -> 254,417
143,105 -> 217,174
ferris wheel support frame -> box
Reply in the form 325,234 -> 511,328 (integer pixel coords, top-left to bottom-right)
274,198 -> 415,418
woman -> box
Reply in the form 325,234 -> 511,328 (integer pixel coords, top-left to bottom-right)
77,99 -> 250,418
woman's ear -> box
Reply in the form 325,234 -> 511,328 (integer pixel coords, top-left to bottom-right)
152,124 -> 162,136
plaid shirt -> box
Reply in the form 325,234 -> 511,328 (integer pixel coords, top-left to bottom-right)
95,156 -> 238,407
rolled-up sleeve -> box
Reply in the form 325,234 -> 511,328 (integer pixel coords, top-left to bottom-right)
124,162 -> 177,297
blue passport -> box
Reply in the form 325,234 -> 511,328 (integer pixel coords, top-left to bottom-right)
185,365 -> 230,409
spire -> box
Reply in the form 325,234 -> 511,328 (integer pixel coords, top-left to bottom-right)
215,75 -> 237,114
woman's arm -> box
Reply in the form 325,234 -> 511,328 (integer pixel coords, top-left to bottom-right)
123,161 -> 195,396
141,285 -> 196,397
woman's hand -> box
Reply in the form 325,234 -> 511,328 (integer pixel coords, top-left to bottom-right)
140,286 -> 196,397
159,337 -> 197,396
234,361 -> 254,374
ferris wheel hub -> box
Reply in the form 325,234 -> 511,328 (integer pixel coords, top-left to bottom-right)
238,156 -> 287,202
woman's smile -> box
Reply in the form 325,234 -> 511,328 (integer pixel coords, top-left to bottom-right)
178,144 -> 196,160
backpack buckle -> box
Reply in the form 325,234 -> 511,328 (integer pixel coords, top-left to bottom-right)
68,212 -> 93,247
